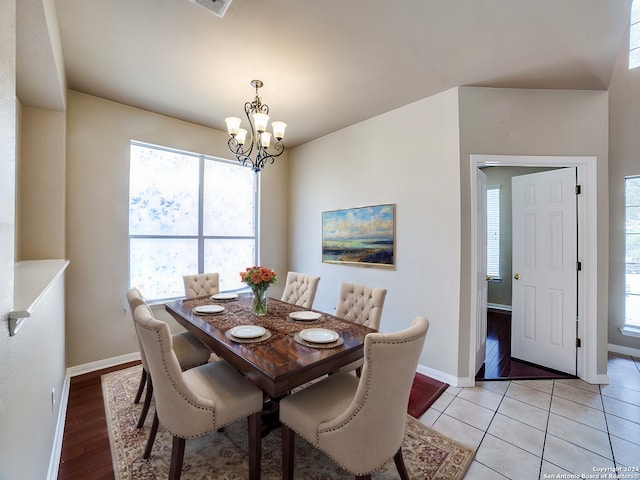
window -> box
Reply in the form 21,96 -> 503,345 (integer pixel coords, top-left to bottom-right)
486,185 -> 501,280
128,142 -> 257,301
631,0 -> 640,69
625,176 -> 640,330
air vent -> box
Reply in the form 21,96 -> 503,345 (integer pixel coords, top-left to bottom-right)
190,0 -> 232,18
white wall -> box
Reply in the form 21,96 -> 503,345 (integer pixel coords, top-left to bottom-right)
288,88 -> 463,380
64,91 -> 289,367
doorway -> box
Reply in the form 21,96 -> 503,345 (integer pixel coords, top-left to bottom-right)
469,154 -> 601,386
476,166 -> 577,380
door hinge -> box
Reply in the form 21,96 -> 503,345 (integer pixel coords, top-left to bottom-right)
577,262 -> 582,271
575,185 -> 582,195
576,338 -> 582,348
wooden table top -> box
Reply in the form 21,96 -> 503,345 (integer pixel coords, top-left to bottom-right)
165,295 -> 374,398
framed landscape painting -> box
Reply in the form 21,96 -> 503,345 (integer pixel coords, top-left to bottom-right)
322,204 -> 395,267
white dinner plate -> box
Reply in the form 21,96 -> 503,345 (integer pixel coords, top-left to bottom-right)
228,325 -> 267,339
192,305 -> 226,315
299,328 -> 339,344
289,311 -> 322,322
211,292 -> 239,300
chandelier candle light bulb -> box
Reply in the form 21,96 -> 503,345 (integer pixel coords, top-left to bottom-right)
224,79 -> 287,172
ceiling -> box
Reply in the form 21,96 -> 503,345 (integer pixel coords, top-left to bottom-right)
20,0 -> 633,147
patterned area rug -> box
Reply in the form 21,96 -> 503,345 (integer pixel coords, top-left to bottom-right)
102,366 -> 474,479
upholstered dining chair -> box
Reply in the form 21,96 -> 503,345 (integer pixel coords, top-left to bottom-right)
126,288 -> 211,434
183,272 -> 220,298
133,305 -> 264,480
279,316 -> 429,480
280,271 -> 320,308
334,282 -> 387,376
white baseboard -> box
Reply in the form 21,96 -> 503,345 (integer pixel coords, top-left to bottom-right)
608,343 -> 640,358
416,364 -> 468,387
47,372 -> 70,480
67,352 -> 141,378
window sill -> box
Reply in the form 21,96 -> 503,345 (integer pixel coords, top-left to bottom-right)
620,326 -> 640,338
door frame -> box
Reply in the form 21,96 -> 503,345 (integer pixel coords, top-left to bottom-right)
469,154 -> 603,385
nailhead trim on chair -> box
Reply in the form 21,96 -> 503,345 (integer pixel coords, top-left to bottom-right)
306,330 -> 428,476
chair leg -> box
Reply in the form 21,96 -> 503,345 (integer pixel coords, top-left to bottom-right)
169,436 -> 186,480
281,424 -> 295,480
143,412 -> 159,459
136,376 -> 153,428
134,369 -> 147,404
355,366 -> 362,378
393,448 -> 410,480
248,412 -> 262,480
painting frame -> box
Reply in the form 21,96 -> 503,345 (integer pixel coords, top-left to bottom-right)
322,203 -> 396,267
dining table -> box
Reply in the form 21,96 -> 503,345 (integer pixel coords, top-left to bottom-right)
164,294 -> 375,400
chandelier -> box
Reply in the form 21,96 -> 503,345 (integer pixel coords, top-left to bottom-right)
225,80 -> 287,172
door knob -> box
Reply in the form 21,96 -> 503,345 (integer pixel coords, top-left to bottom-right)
514,274 -> 520,280
486,276 -> 493,282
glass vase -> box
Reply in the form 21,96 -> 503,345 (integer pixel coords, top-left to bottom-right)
252,287 -> 268,315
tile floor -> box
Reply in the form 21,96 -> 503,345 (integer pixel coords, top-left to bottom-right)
419,353 -> 640,480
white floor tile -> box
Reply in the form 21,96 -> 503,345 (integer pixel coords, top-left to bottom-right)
506,382 -> 552,410
550,396 -> 607,431
546,413 -> 613,459
431,413 -> 485,450
497,396 -> 550,431
610,434 -> 640,468
539,460 -> 575,480
601,383 -> 640,406
542,434 -> 615,476
487,413 -> 546,456
605,413 -> 640,446
418,407 -> 440,427
463,460 -> 509,479
430,391 -> 455,412
476,434 -> 541,480
552,382 -> 604,410
554,377 -> 601,393
457,386 -> 504,410
443,397 -> 495,431
513,379 -> 554,394
477,380 -> 510,395
602,395 -> 640,424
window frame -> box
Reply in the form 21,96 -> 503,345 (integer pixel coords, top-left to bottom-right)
486,184 -> 501,282
623,175 -> 640,337
128,141 -> 259,302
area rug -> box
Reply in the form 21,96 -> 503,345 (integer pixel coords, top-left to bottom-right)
102,366 -> 474,480
408,372 -> 449,419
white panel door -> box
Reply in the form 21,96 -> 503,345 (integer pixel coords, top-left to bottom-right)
475,169 -> 488,374
511,168 -> 577,374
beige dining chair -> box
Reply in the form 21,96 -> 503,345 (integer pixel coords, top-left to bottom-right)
183,272 -> 220,298
334,282 -> 387,376
279,316 -> 429,480
133,304 -> 264,480
280,271 -> 320,308
126,288 -> 211,435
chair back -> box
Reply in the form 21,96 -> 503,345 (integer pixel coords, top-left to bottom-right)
280,271 -> 320,308
183,272 -> 220,298
334,282 -> 387,330
132,305 -> 216,438
126,287 -> 152,370
317,317 -> 429,471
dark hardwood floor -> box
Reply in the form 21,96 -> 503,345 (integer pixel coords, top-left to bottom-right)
57,361 -> 140,480
476,309 -> 576,381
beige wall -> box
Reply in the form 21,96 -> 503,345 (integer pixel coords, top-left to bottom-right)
65,90 -> 289,367
458,87 -> 610,378
609,25 -> 640,351
289,86 -> 610,383
288,88 -> 463,380
18,106 -> 66,260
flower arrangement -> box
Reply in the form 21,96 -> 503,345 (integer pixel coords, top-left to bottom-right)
240,266 -> 277,315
